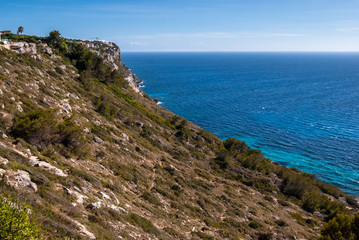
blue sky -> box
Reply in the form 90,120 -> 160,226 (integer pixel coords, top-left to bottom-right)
2,0 -> 359,51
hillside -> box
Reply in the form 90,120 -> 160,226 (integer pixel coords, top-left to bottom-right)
0,33 -> 358,240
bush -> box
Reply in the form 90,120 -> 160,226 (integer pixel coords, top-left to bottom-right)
142,191 -> 160,205
127,213 -> 160,235
302,192 -> 321,213
249,220 -> 260,229
57,118 -> 88,155
12,108 -> 88,157
258,233 -> 274,240
94,97 -> 117,120
54,66 -> 65,75
320,213 -> 355,240
216,137 -> 347,217
214,149 -> 230,169
0,196 -> 41,239
47,70 -> 58,78
278,199 -> 289,207
274,219 -> 287,227
12,109 -> 59,148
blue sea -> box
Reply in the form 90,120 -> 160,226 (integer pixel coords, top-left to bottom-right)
122,52 -> 359,197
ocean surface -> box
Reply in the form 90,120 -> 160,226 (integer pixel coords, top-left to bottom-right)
122,52 -> 359,197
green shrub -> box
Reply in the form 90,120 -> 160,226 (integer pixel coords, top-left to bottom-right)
278,199 -> 290,207
12,108 -> 88,157
0,196 -> 41,239
258,233 -> 274,240
175,127 -> 191,139
140,125 -> 153,138
302,192 -> 321,213
248,220 -> 260,229
12,108 -> 59,148
127,213 -> 160,235
274,219 -> 287,227
223,138 -> 248,153
69,167 -> 101,186
142,191 -> 161,205
213,148 -> 230,170
47,70 -> 58,78
94,97 -> 117,120
58,118 -> 88,153
198,129 -> 218,144
192,231 -> 214,240
216,137 -> 347,217
320,213 -> 357,240
163,227 -> 184,238
54,66 -> 65,75
290,212 -> 307,226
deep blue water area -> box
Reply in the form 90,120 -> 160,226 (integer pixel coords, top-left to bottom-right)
122,52 -> 359,197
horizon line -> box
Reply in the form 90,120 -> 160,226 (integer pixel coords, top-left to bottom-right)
122,50 -> 359,53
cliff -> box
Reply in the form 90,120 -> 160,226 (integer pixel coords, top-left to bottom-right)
76,40 -> 142,91
0,35 -> 357,239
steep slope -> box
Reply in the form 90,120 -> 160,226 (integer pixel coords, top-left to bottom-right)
0,36 -> 358,240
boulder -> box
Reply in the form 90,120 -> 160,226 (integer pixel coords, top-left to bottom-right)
86,201 -> 102,210
6,170 -> 38,192
3,68 -> 10,75
122,133 -> 129,141
0,130 -> 7,138
94,136 -> 103,144
32,55 -> 43,62
73,220 -> 96,239
0,157 -> 8,164
29,156 -> 67,177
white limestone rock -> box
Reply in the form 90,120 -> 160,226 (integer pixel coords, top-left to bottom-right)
73,220 -> 96,239
6,170 -> 38,192
29,156 -> 67,177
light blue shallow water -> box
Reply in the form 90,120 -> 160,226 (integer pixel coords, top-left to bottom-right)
122,52 -> 359,196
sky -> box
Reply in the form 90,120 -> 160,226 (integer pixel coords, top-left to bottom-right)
2,0 -> 359,52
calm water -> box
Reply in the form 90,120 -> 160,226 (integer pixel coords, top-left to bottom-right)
122,52 -> 359,197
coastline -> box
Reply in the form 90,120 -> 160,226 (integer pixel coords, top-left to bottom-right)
123,52 -> 359,197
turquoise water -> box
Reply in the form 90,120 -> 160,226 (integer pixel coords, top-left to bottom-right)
122,52 -> 359,196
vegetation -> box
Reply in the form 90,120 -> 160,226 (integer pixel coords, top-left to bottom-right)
47,30 -> 68,52
0,31 -> 40,43
127,213 -> 161,236
320,212 -> 359,240
0,195 -> 41,240
212,138 -> 353,219
17,26 -> 24,36
11,108 -> 88,157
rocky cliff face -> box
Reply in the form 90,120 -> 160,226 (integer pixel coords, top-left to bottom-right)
0,39 -> 357,240
1,40 -> 141,91
78,40 -> 142,91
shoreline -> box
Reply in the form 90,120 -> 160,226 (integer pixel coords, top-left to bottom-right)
126,53 -> 359,198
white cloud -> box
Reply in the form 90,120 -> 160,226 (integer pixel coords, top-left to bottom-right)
130,41 -> 148,46
118,32 -> 236,40
158,32 -> 236,38
239,32 -> 304,37
116,31 -> 302,41
337,28 -> 359,32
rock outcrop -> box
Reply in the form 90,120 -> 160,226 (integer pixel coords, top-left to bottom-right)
6,170 -> 38,192
78,40 -> 142,91
29,156 -> 67,177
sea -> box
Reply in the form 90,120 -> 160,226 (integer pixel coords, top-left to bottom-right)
122,52 -> 359,197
